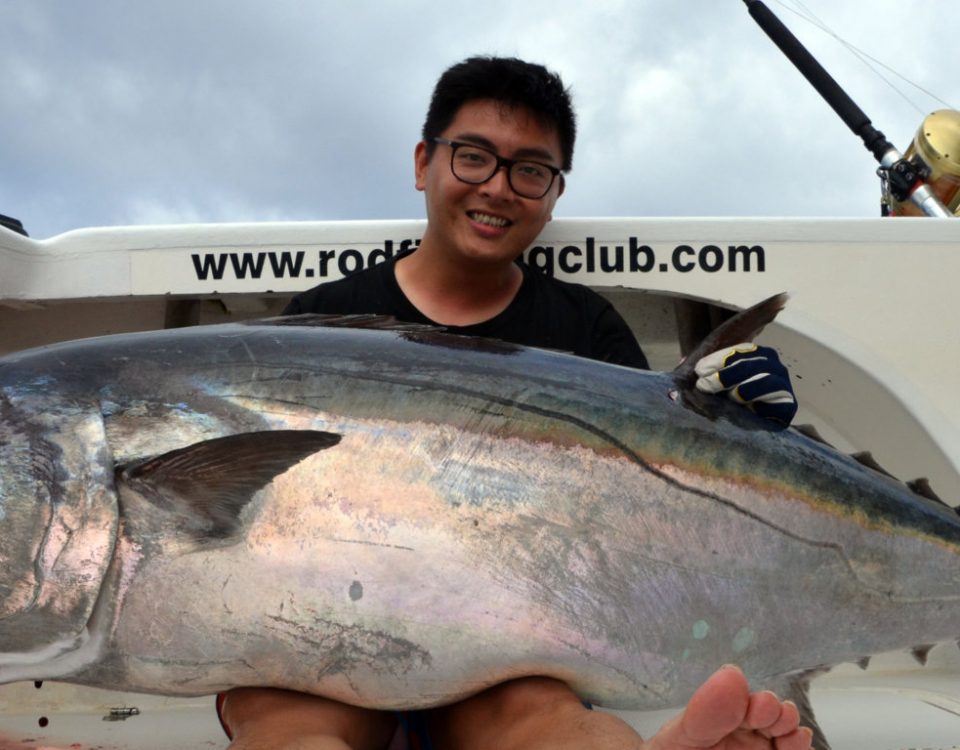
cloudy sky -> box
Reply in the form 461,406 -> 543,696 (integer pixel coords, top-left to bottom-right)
2,1 -> 956,239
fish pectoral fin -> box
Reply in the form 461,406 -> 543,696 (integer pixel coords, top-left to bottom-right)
117,429 -> 340,539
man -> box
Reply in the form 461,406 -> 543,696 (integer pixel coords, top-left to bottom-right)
220,57 -> 807,749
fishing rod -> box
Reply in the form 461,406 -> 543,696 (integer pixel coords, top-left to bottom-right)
742,0 -> 953,217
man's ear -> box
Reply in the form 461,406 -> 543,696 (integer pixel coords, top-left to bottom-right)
414,141 -> 429,192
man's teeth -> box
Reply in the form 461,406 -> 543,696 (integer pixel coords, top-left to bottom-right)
470,212 -> 509,228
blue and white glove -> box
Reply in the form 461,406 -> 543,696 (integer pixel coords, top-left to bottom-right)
694,343 -> 798,425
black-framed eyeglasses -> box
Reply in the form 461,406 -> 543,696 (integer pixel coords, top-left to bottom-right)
431,137 -> 562,199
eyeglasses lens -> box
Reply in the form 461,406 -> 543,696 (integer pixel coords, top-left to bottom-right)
450,145 -> 553,199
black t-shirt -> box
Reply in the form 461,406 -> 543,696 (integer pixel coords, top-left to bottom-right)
283,255 -> 649,369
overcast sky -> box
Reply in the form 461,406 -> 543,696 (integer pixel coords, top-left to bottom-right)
2,1 -> 956,239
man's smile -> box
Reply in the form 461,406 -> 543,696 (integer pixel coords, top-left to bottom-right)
467,211 -> 512,228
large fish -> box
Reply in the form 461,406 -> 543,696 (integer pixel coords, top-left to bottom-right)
1,295 -> 958,749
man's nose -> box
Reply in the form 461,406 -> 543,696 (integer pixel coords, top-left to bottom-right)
479,165 -> 514,198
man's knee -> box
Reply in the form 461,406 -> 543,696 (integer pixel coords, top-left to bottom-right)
221,688 -> 397,750
428,677 -> 587,747
429,678 -> 643,750
473,676 -> 585,719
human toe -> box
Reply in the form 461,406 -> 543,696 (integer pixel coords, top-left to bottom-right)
775,726 -> 814,750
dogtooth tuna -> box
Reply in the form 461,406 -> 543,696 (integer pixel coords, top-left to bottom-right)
1,294 -> 958,748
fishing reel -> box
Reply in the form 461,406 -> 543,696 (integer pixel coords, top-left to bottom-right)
743,0 -> 956,218
882,110 -> 960,217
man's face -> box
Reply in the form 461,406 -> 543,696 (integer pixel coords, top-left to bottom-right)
415,99 -> 565,267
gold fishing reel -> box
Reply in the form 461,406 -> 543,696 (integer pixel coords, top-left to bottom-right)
884,109 -> 960,217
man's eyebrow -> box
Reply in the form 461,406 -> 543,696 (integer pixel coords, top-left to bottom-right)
453,132 -> 559,164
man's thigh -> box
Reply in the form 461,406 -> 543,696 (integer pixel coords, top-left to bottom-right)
425,678 -> 643,750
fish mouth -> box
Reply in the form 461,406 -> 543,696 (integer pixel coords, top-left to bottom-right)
467,211 -> 512,229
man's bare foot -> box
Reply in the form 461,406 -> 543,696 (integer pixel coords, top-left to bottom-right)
647,666 -> 813,750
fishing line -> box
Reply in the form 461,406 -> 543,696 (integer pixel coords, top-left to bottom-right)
767,0 -> 956,113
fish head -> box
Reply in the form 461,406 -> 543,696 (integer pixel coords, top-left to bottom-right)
0,391 -> 118,664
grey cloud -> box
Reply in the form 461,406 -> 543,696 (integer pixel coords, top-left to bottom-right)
1,1 -> 956,238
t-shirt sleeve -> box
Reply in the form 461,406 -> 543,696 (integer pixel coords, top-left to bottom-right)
590,304 -> 650,370
280,274 -> 371,317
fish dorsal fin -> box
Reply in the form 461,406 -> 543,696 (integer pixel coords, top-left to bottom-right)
907,477 -> 952,509
851,451 -> 896,479
672,293 -> 788,386
247,314 -> 528,355
911,643 -> 935,665
118,430 -> 340,540
851,457 -> 956,513
245,313 -> 440,332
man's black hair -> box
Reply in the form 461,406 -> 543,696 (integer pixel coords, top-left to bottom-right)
421,56 -> 576,172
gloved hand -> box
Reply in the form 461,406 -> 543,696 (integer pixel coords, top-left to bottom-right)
694,343 -> 798,425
